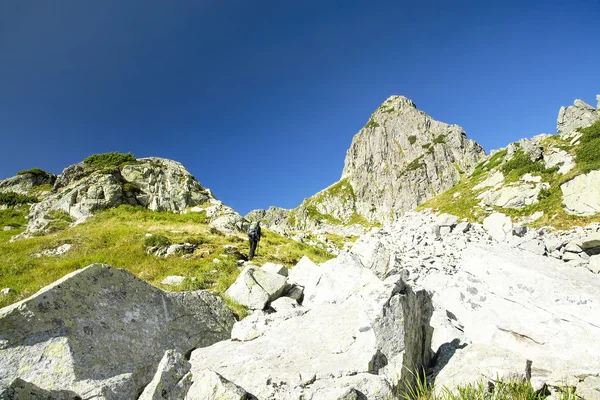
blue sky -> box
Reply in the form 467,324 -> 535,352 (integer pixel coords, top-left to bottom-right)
1,0 -> 599,215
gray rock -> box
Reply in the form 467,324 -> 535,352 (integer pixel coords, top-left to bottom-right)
578,232 -> 600,250
269,297 -> 299,312
350,234 -> 390,279
483,212 -> 513,242
480,182 -> 548,209
0,264 -> 235,397
577,375 -> 600,400
186,369 -> 249,400
439,226 -> 452,236
139,350 -> 191,400
562,251 -> 583,262
512,225 -> 527,237
455,222 -> 471,233
437,213 -> 459,227
7,378 -> 81,400
260,262 -> 288,277
161,275 -> 186,286
564,242 -> 583,253
282,284 -> 304,303
588,255 -> 600,274
225,266 -> 288,310
288,256 -> 319,288
1,288 -> 12,296
561,170 -> 600,216
557,98 -> 600,138
518,239 -> 546,256
2,226 -> 13,231
32,243 -> 73,258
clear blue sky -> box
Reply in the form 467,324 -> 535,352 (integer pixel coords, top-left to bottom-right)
1,0 -> 599,215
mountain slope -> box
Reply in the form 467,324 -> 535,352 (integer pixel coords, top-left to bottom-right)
419,96 -> 600,229
250,95 -> 486,233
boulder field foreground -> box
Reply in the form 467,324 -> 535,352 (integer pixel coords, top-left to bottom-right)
2,210 -> 600,399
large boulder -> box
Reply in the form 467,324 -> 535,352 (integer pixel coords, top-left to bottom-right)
187,252 -> 434,399
561,170 -> 600,216
482,212 -> 513,242
224,266 -> 288,310
0,264 -> 235,397
557,98 -> 600,139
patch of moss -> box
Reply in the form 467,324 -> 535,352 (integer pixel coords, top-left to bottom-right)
365,118 -> 380,129
433,135 -> 446,145
143,234 -> 171,247
84,152 -> 138,169
45,210 -> 75,233
17,168 -> 50,177
28,184 -> 54,196
408,135 -> 417,145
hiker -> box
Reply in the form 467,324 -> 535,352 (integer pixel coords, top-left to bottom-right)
247,221 -> 262,260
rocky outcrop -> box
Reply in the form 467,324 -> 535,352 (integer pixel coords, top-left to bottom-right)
249,95 -> 486,234
341,96 -> 485,224
557,98 -> 600,139
23,157 -> 214,234
0,263 -> 235,398
348,210 -> 600,395
185,253 -> 434,399
561,169 -> 600,216
0,169 -> 56,196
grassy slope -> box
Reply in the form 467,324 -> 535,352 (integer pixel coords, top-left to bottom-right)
418,121 -> 600,230
0,205 -> 333,309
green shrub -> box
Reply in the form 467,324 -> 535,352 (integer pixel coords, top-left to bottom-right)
433,135 -> 446,144
365,118 -> 380,129
0,192 -> 39,206
404,155 -> 424,173
143,234 -> 171,247
500,150 -> 554,181
17,168 -> 50,177
408,135 -> 417,144
123,182 -> 142,197
83,152 -> 137,168
575,121 -> 600,173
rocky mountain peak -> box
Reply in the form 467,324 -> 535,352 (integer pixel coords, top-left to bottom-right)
340,95 -> 485,223
557,96 -> 600,139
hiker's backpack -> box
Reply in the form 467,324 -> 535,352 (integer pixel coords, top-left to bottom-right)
248,222 -> 260,238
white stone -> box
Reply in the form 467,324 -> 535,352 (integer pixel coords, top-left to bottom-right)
518,239 -> 546,256
186,369 -> 248,400
288,256 -> 319,287
139,350 -> 191,400
562,170 -> 600,216
483,212 -> 513,242
1,288 -> 12,296
521,173 -> 542,183
161,275 -> 186,286
588,255 -> 600,274
473,171 -> 504,191
270,297 -> 299,312
260,262 -> 288,277
225,266 -> 287,310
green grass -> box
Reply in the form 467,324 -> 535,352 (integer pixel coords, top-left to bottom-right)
0,205 -> 333,308
402,155 -> 425,174
400,373 -> 578,400
575,120 -> 600,174
500,150 -> 558,183
83,152 -> 138,168
365,117 -> 380,129
345,212 -> 382,228
472,149 -> 508,178
17,168 -> 51,177
0,206 -> 29,242
0,192 -> 39,207
408,135 -> 417,145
